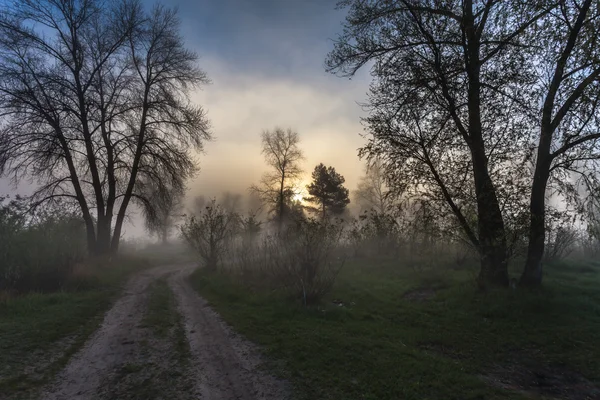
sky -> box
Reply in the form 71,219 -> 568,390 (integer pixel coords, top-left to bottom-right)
0,0 -> 372,237
173,0 -> 371,199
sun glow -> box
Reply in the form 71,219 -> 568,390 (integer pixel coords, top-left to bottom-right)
292,193 -> 303,202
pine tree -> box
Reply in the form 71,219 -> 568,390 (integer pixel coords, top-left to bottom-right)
305,163 -> 350,219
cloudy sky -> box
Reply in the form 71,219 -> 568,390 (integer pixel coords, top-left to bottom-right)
173,0 -> 371,198
0,0 -> 372,237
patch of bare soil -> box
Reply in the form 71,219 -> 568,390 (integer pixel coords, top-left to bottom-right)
482,363 -> 600,400
38,264 -> 180,400
168,265 -> 289,400
403,287 -> 437,302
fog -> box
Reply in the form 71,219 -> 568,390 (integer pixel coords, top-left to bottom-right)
2,1 -> 600,399
0,0 -> 372,239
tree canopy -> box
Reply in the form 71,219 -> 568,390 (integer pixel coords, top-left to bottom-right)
250,127 -> 304,226
306,163 -> 350,219
327,0 -> 600,287
0,0 -> 211,254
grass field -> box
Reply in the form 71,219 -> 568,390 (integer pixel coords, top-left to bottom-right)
0,257 -> 149,398
190,258 -> 600,400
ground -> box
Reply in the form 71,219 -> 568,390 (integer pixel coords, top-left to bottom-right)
1,257 -> 599,399
191,259 -> 600,400
0,262 -> 287,400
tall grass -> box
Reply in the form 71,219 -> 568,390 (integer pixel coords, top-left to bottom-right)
0,197 -> 86,293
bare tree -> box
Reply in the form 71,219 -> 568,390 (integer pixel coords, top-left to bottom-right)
181,199 -> 236,271
250,127 -> 304,227
192,195 -> 208,216
143,184 -> 184,244
0,1 -> 211,255
522,0 -> 600,286
354,158 -> 394,214
327,0 -> 552,287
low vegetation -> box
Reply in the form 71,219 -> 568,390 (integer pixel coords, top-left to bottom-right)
0,197 -> 87,294
191,258 -> 600,399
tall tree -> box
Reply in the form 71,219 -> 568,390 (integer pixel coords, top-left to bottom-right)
522,0 -> 600,286
354,158 -> 394,214
0,1 -> 211,255
143,185 -> 184,244
250,127 -> 304,227
305,163 -> 350,219
327,0 -> 551,287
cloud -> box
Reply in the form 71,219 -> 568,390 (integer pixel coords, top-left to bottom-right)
187,56 -> 370,204
1,0 -> 373,239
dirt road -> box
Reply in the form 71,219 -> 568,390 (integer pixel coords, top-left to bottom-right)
39,264 -> 288,400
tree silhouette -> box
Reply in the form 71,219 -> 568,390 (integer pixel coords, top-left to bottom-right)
0,1 -> 210,255
144,185 -> 184,245
354,158 -> 394,214
305,164 -> 350,219
250,127 -> 304,227
522,0 -> 600,286
327,0 -> 556,287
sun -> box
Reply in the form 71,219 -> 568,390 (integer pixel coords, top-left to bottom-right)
292,193 -> 303,202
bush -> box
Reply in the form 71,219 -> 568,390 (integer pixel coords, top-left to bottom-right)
264,218 -> 345,304
180,200 -> 237,270
347,210 -> 401,258
0,197 -> 87,293
222,217 -> 346,304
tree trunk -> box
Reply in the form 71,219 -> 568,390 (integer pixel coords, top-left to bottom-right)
464,2 -> 508,287
521,184 -> 546,286
95,216 -> 112,256
55,127 -> 99,257
111,87 -> 151,254
521,138 -> 552,287
278,172 -> 285,229
84,219 -> 98,256
472,147 -> 509,287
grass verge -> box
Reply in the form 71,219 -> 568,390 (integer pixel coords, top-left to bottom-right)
0,256 -> 149,398
190,258 -> 600,400
143,278 -> 190,359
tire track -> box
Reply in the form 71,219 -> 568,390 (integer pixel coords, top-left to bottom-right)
39,264 -> 180,400
168,265 -> 289,400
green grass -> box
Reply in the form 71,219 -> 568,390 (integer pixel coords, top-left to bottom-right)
142,277 -> 189,358
0,256 -> 149,397
114,277 -> 192,400
190,258 -> 600,400
143,279 -> 178,338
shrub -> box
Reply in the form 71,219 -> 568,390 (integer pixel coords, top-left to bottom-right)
180,200 -> 237,271
265,218 -> 345,304
347,210 -> 401,258
0,197 -> 87,293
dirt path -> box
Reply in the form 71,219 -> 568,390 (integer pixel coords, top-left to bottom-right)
168,265 -> 287,400
39,264 -> 288,400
